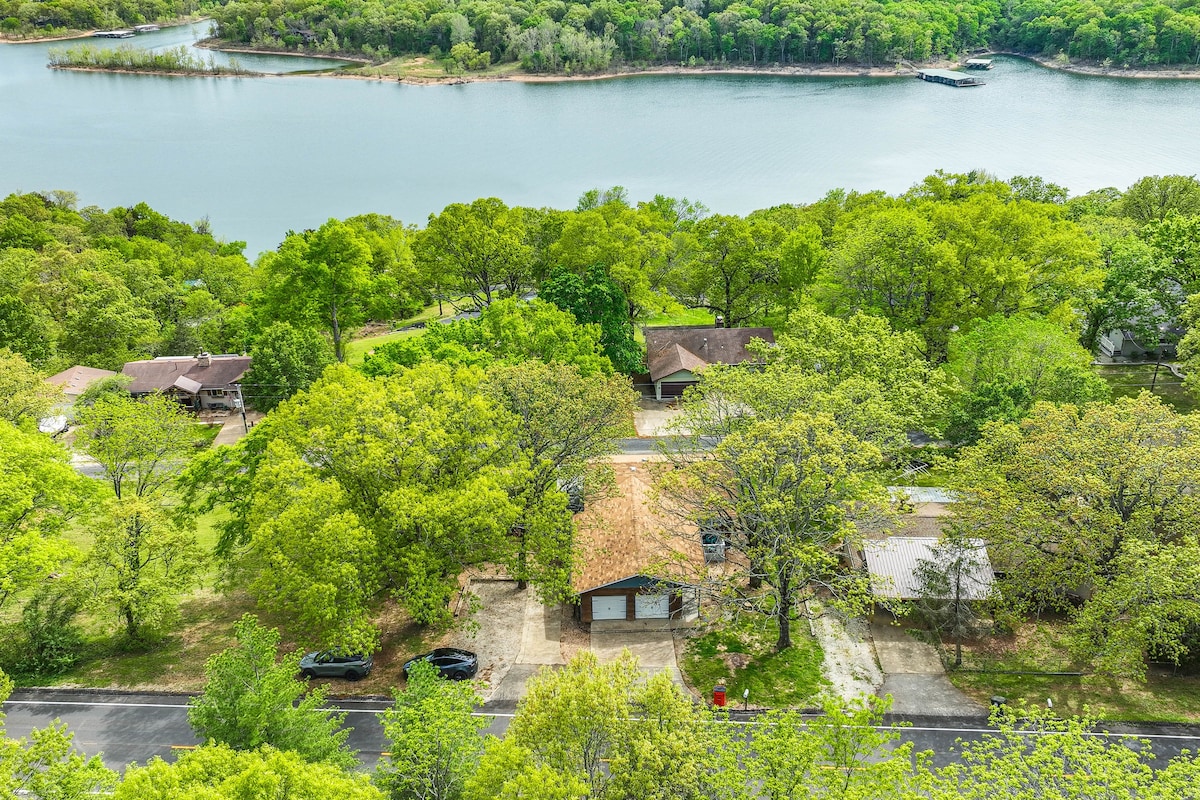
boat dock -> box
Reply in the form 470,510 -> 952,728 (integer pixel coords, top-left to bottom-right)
965,58 -> 994,69
133,24 -> 160,32
916,68 -> 984,87
93,29 -> 135,38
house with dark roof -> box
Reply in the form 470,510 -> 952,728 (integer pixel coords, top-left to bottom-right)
121,353 -> 251,411
642,324 -> 775,400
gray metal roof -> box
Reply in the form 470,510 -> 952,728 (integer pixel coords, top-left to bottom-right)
888,487 -> 958,504
918,68 -> 974,81
864,536 -> 994,600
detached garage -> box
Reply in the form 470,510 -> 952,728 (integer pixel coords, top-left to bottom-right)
580,576 -> 693,623
572,455 -> 709,628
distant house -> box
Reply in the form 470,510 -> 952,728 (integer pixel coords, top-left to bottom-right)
121,353 -> 251,411
572,457 -> 706,626
642,324 -> 775,400
41,365 -> 118,433
46,365 -> 117,401
1098,327 -> 1180,360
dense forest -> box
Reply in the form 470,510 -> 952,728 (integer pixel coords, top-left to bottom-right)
5,0 -> 1200,69
203,0 -> 1200,69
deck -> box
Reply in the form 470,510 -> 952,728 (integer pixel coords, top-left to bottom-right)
916,68 -> 984,87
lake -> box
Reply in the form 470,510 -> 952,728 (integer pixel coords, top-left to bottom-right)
2,22 -> 1199,258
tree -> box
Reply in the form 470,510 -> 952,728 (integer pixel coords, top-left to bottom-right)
416,198 -> 532,306
232,364 -> 525,631
375,660 -> 487,800
483,361 -> 637,597
0,421 -> 90,611
362,299 -> 613,378
659,415 -> 887,651
1119,174 -> 1200,225
942,314 -> 1110,443
241,456 -> 381,652
0,669 -> 118,799
113,745 -> 382,800
0,349 -> 59,426
951,393 -> 1200,676
188,614 -> 357,768
540,266 -> 643,373
679,307 -> 947,454
664,214 -> 782,326
257,219 -> 374,362
464,738 -> 588,800
928,705 -> 1160,800
506,652 -> 640,796
243,322 -> 335,412
914,531 -> 992,668
75,393 -> 204,639
750,697 -> 925,800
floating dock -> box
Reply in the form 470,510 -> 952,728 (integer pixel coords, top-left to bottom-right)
133,24 -> 160,32
93,29 -> 135,38
916,68 -> 984,87
965,58 -> 994,69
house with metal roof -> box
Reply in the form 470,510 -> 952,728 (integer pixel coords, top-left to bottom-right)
121,353 -> 251,411
642,324 -> 774,400
864,536 -> 994,600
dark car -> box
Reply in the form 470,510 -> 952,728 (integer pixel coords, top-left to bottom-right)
299,650 -> 373,680
402,648 -> 478,681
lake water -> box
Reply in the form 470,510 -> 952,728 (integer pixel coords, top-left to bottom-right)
3,22 -> 1200,258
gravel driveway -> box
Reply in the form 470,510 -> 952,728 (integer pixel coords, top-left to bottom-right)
445,579 -> 527,696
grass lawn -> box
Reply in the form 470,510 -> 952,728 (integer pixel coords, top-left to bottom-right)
643,307 -> 716,328
946,618 -> 1200,722
348,56 -> 526,81
680,613 -> 826,708
1095,363 -> 1197,413
343,327 -> 422,366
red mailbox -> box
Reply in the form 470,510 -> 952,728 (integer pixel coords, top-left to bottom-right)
713,684 -> 727,707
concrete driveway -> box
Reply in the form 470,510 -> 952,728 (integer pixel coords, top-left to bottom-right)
871,619 -> 984,716
590,624 -> 684,685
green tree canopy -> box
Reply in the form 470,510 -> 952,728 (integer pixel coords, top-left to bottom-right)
243,322 -> 335,412
188,614 -> 357,768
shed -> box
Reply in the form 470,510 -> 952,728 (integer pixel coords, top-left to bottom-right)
864,536 -> 994,600
642,325 -> 774,400
573,456 -> 706,625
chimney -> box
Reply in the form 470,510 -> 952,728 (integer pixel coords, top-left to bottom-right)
715,315 -> 725,329
196,352 -> 212,367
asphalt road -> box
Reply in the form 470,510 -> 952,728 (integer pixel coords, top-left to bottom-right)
7,690 -> 1200,773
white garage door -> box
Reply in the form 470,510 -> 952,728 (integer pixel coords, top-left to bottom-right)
591,595 -> 627,620
635,593 -> 670,619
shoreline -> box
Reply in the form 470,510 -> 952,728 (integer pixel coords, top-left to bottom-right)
998,51 -> 1200,80
194,38 -> 370,65
48,64 -> 258,78
0,17 -> 204,45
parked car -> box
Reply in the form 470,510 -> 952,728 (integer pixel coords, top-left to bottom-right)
299,650 -> 373,680
402,648 -> 478,681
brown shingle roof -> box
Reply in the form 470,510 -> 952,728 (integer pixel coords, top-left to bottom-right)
45,365 -> 117,398
643,326 -> 775,382
573,455 -> 705,593
121,355 -> 251,395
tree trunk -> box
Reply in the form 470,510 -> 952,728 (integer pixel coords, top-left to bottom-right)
331,304 -> 344,362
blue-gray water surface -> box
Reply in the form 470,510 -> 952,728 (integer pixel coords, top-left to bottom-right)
2,22 -> 1199,258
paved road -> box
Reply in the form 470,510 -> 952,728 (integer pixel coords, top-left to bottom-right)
7,690 -> 1200,772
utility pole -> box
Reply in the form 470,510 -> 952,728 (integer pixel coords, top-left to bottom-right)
234,384 -> 248,433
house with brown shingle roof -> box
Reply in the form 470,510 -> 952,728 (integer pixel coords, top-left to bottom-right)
643,325 -> 774,400
121,352 -> 250,411
46,365 -> 118,400
573,455 -> 708,626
